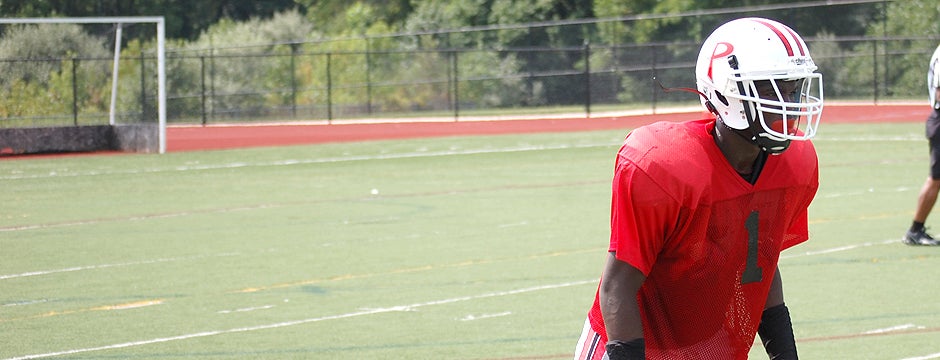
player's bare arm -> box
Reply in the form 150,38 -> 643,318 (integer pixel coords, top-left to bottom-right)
759,267 -> 798,359
765,266 -> 785,309
599,252 -> 645,344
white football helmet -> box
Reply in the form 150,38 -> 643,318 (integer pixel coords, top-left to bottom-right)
695,17 -> 823,153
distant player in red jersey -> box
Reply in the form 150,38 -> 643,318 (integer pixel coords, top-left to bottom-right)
574,18 -> 824,360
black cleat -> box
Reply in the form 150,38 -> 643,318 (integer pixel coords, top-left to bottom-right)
903,228 -> 940,246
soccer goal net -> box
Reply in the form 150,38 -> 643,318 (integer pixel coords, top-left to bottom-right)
0,17 -> 166,154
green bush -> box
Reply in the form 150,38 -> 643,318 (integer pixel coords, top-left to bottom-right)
0,23 -> 111,123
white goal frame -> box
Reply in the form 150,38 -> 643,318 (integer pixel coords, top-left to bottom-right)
0,17 -> 167,153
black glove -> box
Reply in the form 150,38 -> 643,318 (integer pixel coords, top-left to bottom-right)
605,338 -> 644,360
758,303 -> 798,360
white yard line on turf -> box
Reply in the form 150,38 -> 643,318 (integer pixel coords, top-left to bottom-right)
2,279 -> 597,360
0,132 -> 921,181
865,324 -> 923,334
901,353 -> 940,360
819,186 -> 913,199
1,239 -> 917,358
779,239 -> 898,259
0,253 -> 238,281
0,203 -> 283,232
459,311 -> 513,321
0,143 -> 616,181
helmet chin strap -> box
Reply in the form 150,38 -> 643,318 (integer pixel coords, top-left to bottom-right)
753,132 -> 790,154
741,102 -> 790,154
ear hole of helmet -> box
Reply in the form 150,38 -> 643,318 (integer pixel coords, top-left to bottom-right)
714,91 -> 730,106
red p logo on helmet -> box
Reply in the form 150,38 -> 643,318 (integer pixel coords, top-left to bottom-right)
708,42 -> 734,81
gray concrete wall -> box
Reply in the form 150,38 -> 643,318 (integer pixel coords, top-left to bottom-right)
0,124 -> 158,155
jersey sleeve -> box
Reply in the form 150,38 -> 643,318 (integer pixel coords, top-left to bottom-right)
782,207 -> 809,250
930,45 -> 940,109
781,148 -> 820,250
608,157 -> 681,276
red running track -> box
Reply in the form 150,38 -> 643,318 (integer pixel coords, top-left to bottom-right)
166,104 -> 932,152
0,103 -> 930,158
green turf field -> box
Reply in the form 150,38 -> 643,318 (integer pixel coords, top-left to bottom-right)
2,122 -> 939,359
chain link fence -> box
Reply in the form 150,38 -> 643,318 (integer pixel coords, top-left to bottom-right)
2,29 -> 939,128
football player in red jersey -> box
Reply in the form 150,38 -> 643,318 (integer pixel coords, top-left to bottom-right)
574,18 -> 823,360
902,43 -> 940,246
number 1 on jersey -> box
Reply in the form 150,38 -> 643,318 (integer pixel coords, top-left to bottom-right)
742,211 -> 763,284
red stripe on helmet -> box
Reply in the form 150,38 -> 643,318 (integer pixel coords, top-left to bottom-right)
782,26 -> 806,56
753,19 -> 795,56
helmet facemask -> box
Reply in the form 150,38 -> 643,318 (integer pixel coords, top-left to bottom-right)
730,70 -> 824,154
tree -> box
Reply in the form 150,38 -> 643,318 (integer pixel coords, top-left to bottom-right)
0,23 -> 112,119
829,0 -> 940,100
0,0 -> 301,40
878,0 -> 940,97
300,0 -> 413,36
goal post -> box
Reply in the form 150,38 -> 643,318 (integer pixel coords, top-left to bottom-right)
0,16 -> 167,153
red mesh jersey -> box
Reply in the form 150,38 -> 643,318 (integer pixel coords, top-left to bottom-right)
587,118 -> 818,359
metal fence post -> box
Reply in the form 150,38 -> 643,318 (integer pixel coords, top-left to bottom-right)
454,50 -> 460,121
651,44 -> 658,114
326,52 -> 332,124
872,39 -> 879,104
200,55 -> 207,125
366,39 -> 373,115
139,52 -> 146,122
209,49 -> 216,123
583,42 -> 591,118
290,45 -> 298,118
72,58 -> 78,126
